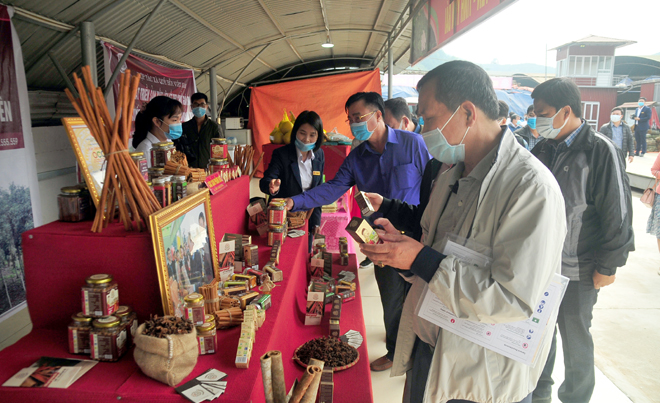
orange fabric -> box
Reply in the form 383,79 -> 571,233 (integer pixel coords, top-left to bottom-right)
248,69 -> 382,176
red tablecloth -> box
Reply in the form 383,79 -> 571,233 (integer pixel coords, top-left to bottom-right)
0,175 -> 372,402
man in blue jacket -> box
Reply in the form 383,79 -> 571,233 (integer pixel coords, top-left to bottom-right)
633,97 -> 652,156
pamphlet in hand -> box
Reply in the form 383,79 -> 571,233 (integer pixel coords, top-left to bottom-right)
2,357 -> 97,388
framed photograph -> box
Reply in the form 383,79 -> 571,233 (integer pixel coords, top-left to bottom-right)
61,117 -> 105,206
149,189 -> 219,317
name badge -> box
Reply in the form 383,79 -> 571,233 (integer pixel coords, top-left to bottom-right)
313,171 -> 321,176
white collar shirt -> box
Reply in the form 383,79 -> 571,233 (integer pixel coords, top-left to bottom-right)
297,148 -> 315,191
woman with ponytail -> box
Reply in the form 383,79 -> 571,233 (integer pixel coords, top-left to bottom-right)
133,96 -> 183,167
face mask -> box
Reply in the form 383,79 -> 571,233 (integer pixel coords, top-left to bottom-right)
527,117 -> 537,129
295,137 -> 315,152
158,119 -> 183,140
638,102 -> 645,107
192,107 -> 207,118
422,106 -> 470,165
611,115 -> 622,123
536,108 -> 569,139
398,120 -> 405,130
350,112 -> 376,141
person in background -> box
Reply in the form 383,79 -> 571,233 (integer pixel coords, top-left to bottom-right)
515,105 -> 544,150
360,60 -> 566,403
285,91 -> 431,372
633,97 -> 652,156
352,97 -> 423,150
133,96 -> 183,167
600,107 -> 634,164
177,92 -> 223,169
508,113 -> 520,133
259,111 -> 325,251
647,153 -> 660,275
530,78 -> 634,403
498,100 -> 528,149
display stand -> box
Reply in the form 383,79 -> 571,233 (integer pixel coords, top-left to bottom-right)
0,175 -> 373,402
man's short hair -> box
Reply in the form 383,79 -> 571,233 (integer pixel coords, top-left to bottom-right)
527,105 -> 534,114
384,97 -> 413,121
531,78 -> 582,118
345,92 -> 385,115
498,100 -> 509,120
510,113 -> 519,121
611,107 -> 624,114
639,97 -> 647,101
417,60 -> 499,120
191,92 -> 208,103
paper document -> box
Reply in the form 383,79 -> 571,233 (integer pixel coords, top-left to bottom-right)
3,357 -> 97,388
417,239 -> 568,366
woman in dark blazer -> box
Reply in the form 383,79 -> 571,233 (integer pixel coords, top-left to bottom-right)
260,111 -> 325,251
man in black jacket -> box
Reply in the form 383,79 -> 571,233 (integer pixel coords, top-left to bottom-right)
599,107 -> 634,164
530,78 -> 634,403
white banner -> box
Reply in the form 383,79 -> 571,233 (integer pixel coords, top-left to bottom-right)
0,5 -> 42,322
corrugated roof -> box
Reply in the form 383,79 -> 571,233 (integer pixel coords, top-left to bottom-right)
551,35 -> 637,50
7,0 -> 415,109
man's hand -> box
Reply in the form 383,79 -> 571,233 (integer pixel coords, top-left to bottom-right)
269,179 -> 281,195
634,117 -> 640,121
364,192 -> 384,212
593,271 -> 615,289
284,198 -> 294,211
628,156 -> 634,163
359,218 -> 424,271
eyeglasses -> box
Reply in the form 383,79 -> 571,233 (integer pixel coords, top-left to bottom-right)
192,102 -> 207,108
345,110 -> 376,124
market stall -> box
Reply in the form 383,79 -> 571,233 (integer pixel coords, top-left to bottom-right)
0,174 -> 372,402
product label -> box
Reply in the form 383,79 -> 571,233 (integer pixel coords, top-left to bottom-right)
72,329 -> 78,352
130,319 -> 138,337
117,329 -> 127,350
106,288 -> 119,314
83,290 -> 90,316
138,159 -> 148,181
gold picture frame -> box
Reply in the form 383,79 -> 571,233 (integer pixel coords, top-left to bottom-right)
149,189 -> 219,317
61,117 -> 105,206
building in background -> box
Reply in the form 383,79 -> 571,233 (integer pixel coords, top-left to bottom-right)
553,35 -> 636,129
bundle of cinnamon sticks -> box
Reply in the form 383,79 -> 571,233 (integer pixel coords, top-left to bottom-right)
234,145 -> 254,176
219,295 -> 241,309
65,66 -> 160,232
214,307 -> 244,328
199,281 -> 220,315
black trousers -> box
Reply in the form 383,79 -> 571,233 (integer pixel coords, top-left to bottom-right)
634,128 -> 647,154
374,264 -> 411,360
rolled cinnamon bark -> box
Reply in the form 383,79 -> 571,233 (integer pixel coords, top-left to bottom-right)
300,363 -> 324,403
260,352 -> 275,403
290,365 -> 322,403
271,350 -> 287,403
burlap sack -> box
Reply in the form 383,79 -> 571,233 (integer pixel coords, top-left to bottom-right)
133,323 -> 199,386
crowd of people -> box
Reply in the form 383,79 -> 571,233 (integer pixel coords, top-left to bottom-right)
130,59 -> 644,403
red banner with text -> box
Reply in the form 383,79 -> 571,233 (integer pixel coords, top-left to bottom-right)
103,42 -> 197,128
0,6 -> 23,151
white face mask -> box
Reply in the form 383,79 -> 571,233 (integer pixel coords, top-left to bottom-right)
422,106 -> 470,165
398,120 -> 405,130
536,108 -> 569,139
610,115 -> 622,123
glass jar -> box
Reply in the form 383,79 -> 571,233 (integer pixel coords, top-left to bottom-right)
208,158 -> 230,174
58,186 -> 89,222
205,314 -> 215,324
173,175 -> 187,202
196,322 -> 216,355
268,225 -> 285,246
163,141 -> 175,164
90,316 -> 127,362
81,274 -> 119,318
152,178 -> 166,208
115,305 -> 138,346
314,243 -> 327,255
162,175 -> 173,207
210,138 -> 228,159
150,143 -> 164,168
130,151 -> 149,181
68,312 -> 92,354
184,293 -> 206,326
148,167 -> 164,182
268,201 -> 286,226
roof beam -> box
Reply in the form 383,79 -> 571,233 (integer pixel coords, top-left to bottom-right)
169,0 -> 276,71
374,0 -> 423,69
255,0 -> 304,63
362,0 -> 390,58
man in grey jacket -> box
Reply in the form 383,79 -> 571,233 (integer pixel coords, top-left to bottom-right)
599,107 -> 634,164
360,61 -> 567,403
530,78 -> 635,403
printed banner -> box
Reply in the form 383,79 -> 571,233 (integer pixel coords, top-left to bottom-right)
411,0 -> 518,66
103,42 -> 196,129
0,5 -> 42,322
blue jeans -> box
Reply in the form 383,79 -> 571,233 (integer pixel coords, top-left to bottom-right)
533,278 -> 599,403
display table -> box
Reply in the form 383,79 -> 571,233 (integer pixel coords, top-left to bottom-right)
0,175 -> 373,402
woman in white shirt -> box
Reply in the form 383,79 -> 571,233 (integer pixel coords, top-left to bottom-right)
132,96 -> 183,167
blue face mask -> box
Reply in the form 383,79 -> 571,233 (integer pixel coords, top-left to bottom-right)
639,101 -> 645,107
527,117 -> 537,129
422,106 -> 470,165
159,119 -> 183,140
295,137 -> 315,152
192,107 -> 207,118
350,112 -> 376,141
